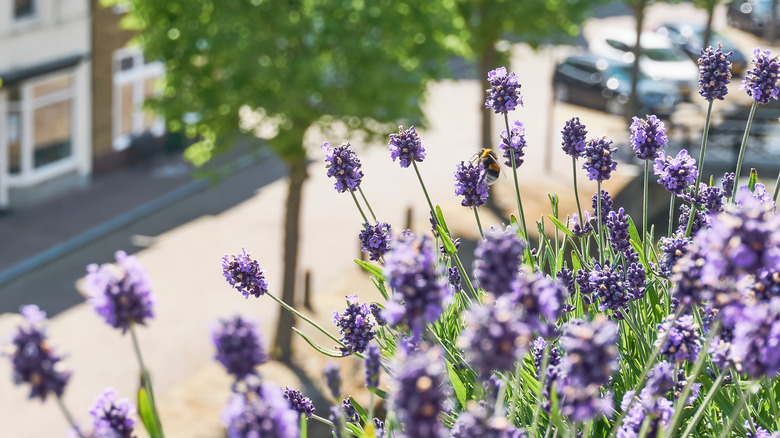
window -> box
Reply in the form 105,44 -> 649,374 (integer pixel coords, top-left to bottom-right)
14,0 -> 35,19
113,49 -> 165,150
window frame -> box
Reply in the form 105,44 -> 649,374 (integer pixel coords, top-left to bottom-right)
112,48 -> 165,151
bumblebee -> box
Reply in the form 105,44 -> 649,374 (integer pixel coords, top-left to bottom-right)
471,148 -> 501,185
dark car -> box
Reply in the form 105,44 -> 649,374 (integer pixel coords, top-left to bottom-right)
727,0 -> 780,37
656,22 -> 748,76
552,54 -> 680,117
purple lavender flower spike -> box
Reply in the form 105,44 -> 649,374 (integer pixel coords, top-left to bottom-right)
630,115 -> 668,160
454,161 -> 489,207
654,149 -> 698,195
211,315 -> 267,380
329,406 -> 344,438
458,295 -> 533,377
742,48 -> 780,104
474,226 -> 526,296
676,204 -> 709,235
655,314 -> 702,363
365,345 -> 381,388
389,125 -> 426,168
485,66 -> 523,114
283,387 -> 315,419
511,269 -> 568,336
626,262 -> 646,300
582,136 -> 617,182
323,362 -> 341,400
606,207 -> 631,254
451,401 -> 528,438
618,388 -> 674,438
659,234 -> 692,278
722,172 -> 735,197
569,211 -> 594,236
383,232 -> 451,340
721,298 -> 780,378
592,189 -> 614,223
561,117 -> 588,157
743,421 -> 775,438
390,346 -> 448,438
7,304 -> 71,401
85,250 -> 156,333
499,120 -> 528,167
698,44 -> 733,102
222,247 -> 269,299
448,266 -> 462,291
374,418 -> 386,438
645,362 -> 675,397
221,376 -> 300,438
589,263 -> 630,319
342,398 -> 359,424
322,141 -> 364,193
89,389 -> 136,437
359,222 -> 392,261
333,295 -> 376,356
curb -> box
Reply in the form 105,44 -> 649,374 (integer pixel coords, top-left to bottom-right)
0,152 -> 266,287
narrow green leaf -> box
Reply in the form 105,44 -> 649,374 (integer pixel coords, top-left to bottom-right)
345,421 -> 364,437
448,364 -> 468,408
749,168 -> 758,192
436,225 -> 457,254
293,328 -> 344,357
137,388 -> 162,438
627,215 -> 641,247
349,396 -> 368,423
547,215 -> 576,237
367,386 -> 388,400
354,259 -> 386,281
435,205 -> 450,236
370,277 -> 388,301
555,242 -> 565,272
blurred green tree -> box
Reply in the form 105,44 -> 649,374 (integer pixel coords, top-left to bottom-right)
692,0 -> 722,47
105,0 -> 468,362
455,0 -> 603,149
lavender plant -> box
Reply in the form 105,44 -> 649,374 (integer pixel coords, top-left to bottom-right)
7,51 -> 780,438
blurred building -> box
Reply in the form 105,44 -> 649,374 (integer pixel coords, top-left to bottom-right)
0,0 -> 164,209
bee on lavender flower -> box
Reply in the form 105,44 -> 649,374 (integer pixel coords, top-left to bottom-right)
470,148 -> 501,185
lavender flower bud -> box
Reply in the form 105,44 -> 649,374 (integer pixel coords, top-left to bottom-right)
454,161 -> 489,207
458,295 -> 533,377
645,362 -> 675,397
383,232 -> 451,340
448,266 -> 462,291
342,398 -> 359,424
86,250 -> 156,333
389,125 -> 426,168
221,377 -> 299,438
626,262 -> 647,300
655,314 -> 702,363
359,222 -> 392,261
7,305 -> 71,401
589,264 -> 630,319
654,149 -> 698,195
322,141 -> 364,193
511,269 -> 568,336
211,315 -> 267,380
365,345 -> 381,388
582,136 -> 617,182
373,418 -> 386,438
698,44 -> 733,102
569,212 -> 594,236
618,389 -> 674,438
606,207 -> 631,254
323,362 -> 341,400
499,120 -> 527,167
630,115 -> 668,160
722,172 -> 735,197
559,316 -> 619,388
88,389 -> 136,437
333,295 -> 376,356
676,204 -> 709,235
283,387 -> 315,419
658,234 -> 692,278
369,303 -> 387,326
742,48 -> 780,104
390,346 -> 448,437
561,117 -> 588,157
221,247 -> 269,299
485,67 -> 523,114
592,190 -> 614,223
474,226 -> 526,296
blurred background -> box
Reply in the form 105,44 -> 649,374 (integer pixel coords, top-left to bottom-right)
1,0 -> 779,436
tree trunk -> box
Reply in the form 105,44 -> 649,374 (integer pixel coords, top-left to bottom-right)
479,43 -> 498,151
273,156 -> 308,363
770,0 -> 779,42
628,0 -> 645,121
703,2 -> 715,48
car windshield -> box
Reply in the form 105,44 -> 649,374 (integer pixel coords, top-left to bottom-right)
753,0 -> 780,14
606,65 -> 649,82
642,47 -> 688,61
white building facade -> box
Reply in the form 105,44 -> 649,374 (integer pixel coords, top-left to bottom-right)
0,0 -> 92,208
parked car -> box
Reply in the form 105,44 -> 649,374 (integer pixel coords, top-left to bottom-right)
655,22 -> 748,76
589,29 -> 699,100
727,0 -> 780,36
552,54 -> 680,117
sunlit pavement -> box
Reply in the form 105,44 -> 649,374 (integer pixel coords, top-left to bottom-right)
2,2 -> 773,436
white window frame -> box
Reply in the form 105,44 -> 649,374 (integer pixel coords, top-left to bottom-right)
4,69 -> 79,187
12,0 -> 41,29
112,47 -> 165,151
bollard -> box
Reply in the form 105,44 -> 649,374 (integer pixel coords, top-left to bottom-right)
405,206 -> 413,230
303,270 -> 313,312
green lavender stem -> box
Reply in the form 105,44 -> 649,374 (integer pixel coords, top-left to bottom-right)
357,186 -> 377,222
56,395 -> 86,438
572,157 -> 584,228
531,345 -> 550,437
732,100 -> 759,201
504,113 -> 529,242
680,370 -> 726,438
684,100 -> 714,236
643,159 -> 649,248
349,189 -> 369,224
718,379 -> 751,438
130,323 -> 165,437
668,194 -> 675,237
411,161 -> 437,223
773,170 -> 780,203
473,206 -> 484,239
596,181 -> 604,265
311,414 -> 335,427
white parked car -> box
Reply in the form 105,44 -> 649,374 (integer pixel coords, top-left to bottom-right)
589,29 -> 699,100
